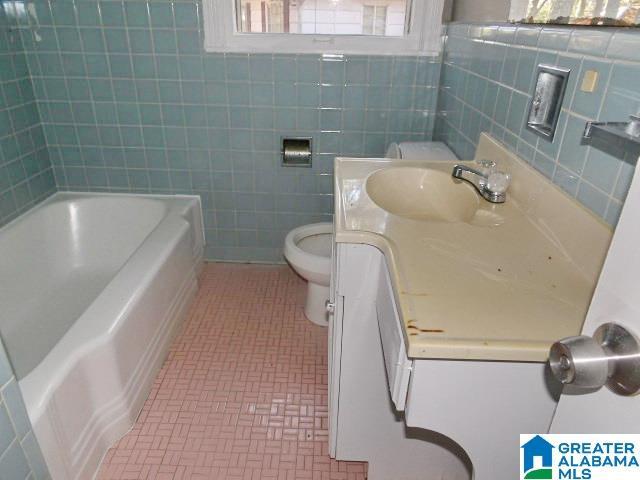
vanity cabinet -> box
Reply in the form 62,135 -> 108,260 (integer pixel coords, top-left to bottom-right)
329,242 -> 560,480
329,242 -> 471,480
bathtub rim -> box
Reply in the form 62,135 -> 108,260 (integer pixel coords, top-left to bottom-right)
0,191 -> 205,244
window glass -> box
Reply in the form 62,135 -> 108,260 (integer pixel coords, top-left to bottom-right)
510,0 -> 640,27
236,0 -> 408,36
268,1 -> 285,32
363,5 -> 388,35
239,2 -> 252,31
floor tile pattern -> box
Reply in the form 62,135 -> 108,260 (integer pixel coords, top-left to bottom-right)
98,263 -> 367,479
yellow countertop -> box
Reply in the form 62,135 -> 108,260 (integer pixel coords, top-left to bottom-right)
334,134 -> 612,362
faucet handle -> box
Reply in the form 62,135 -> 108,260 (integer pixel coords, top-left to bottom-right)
476,159 -> 497,177
486,171 -> 511,195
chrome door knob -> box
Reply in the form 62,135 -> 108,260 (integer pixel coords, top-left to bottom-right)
549,323 -> 640,396
549,334 -> 608,388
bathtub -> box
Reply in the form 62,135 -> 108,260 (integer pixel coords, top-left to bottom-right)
0,192 -> 204,480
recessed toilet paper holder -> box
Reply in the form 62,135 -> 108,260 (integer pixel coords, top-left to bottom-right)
282,137 -> 312,167
526,64 -> 571,142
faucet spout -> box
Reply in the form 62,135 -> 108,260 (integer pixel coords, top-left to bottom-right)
451,164 -> 506,204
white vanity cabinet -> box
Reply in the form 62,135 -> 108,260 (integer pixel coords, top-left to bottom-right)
329,243 -> 471,480
329,242 -> 561,480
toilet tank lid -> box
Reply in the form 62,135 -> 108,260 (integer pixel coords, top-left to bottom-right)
385,142 -> 458,161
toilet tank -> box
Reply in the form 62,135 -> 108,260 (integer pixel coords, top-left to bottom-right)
385,141 -> 458,161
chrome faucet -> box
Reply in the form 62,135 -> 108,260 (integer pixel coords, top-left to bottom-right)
451,164 -> 507,204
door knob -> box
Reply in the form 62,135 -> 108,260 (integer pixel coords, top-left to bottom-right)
548,323 -> 640,396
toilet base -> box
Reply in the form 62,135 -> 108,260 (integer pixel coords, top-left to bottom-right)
304,282 -> 329,327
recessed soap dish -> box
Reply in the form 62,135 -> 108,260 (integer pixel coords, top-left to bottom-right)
526,65 -> 571,142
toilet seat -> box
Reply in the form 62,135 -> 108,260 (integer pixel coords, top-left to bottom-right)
284,223 -> 332,287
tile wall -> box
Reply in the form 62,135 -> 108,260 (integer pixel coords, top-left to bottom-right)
20,0 -> 440,261
0,338 -> 49,480
0,2 -> 55,225
0,6 -> 53,479
436,23 -> 640,226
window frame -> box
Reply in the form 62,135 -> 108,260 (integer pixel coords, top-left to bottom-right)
202,0 -> 446,56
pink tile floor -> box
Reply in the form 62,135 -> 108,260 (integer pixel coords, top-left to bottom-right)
98,263 -> 367,479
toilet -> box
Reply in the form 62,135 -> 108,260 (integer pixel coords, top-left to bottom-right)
284,222 -> 333,326
284,142 -> 456,327
385,141 -> 457,161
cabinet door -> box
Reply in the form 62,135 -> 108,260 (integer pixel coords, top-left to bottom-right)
376,262 -> 412,411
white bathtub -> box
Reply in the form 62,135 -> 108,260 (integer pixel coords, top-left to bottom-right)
0,192 -> 204,480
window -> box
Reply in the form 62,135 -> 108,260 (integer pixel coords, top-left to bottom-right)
203,0 -> 446,55
362,5 -> 388,35
235,0 -> 400,36
510,0 -> 640,27
266,1 -> 284,33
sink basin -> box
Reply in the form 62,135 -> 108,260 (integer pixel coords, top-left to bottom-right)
366,167 -> 480,222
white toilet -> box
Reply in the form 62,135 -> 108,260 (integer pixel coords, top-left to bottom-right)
284,222 -> 333,326
284,142 -> 456,327
385,141 -> 457,161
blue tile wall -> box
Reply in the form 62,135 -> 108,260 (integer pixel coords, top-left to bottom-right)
19,0 -> 440,262
0,338 -> 50,480
0,6 -> 53,479
0,3 -> 55,226
435,24 -> 640,226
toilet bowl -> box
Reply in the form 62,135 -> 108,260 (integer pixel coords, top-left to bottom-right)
284,222 -> 333,326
